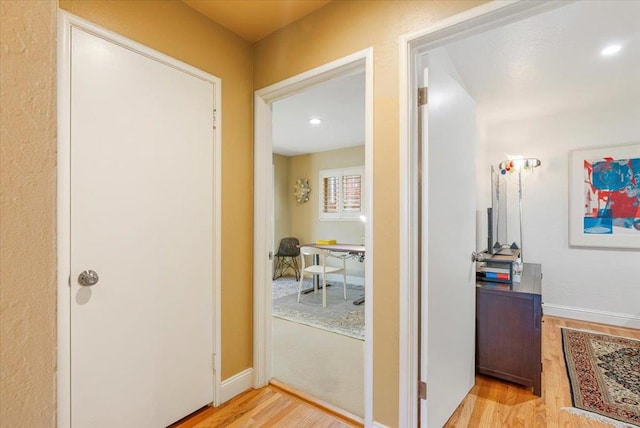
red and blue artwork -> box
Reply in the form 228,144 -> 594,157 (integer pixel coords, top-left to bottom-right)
583,157 -> 640,235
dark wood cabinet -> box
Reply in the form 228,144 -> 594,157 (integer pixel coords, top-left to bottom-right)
476,263 -> 542,396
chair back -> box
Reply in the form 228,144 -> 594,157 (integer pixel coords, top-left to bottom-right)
276,237 -> 300,257
299,245 -> 331,257
299,246 -> 332,267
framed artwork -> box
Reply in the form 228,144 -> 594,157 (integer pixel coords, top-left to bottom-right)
569,144 -> 640,249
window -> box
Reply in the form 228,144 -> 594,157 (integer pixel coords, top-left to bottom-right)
319,166 -> 364,220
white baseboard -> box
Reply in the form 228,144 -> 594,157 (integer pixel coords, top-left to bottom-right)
543,303 -> 640,329
325,273 -> 365,286
220,368 -> 253,404
372,422 -> 390,428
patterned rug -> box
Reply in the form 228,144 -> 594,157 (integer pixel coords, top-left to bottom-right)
272,277 -> 364,340
561,328 -> 640,427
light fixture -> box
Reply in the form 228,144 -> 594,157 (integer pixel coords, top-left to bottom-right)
601,44 -> 622,56
308,118 -> 322,125
498,157 -> 541,175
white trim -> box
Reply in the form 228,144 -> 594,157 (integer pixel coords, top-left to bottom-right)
253,91 -> 273,389
372,422 -> 391,428
363,47 -> 375,428
220,368 -> 254,404
398,1 -> 565,426
56,13 -> 72,427
254,47 -> 374,427
212,53 -> 223,409
56,11 -> 223,427
544,304 -> 640,329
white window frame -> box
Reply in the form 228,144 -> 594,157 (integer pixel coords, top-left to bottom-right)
319,165 -> 364,221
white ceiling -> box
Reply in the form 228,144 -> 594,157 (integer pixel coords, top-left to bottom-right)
271,0 -> 639,157
272,71 -> 365,156
444,0 -> 640,126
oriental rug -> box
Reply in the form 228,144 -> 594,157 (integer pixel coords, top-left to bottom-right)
272,277 -> 364,340
562,328 -> 640,427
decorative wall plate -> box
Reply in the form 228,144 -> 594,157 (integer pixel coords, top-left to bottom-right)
294,178 -> 310,203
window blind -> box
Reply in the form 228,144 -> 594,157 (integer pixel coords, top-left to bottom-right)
342,174 -> 361,212
322,176 -> 339,213
319,166 -> 364,220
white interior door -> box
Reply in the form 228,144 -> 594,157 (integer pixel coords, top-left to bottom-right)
70,27 -> 215,427
420,49 -> 477,427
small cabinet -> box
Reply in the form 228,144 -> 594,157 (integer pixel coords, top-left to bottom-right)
476,263 -> 542,396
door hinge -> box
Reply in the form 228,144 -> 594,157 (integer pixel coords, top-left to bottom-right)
418,87 -> 428,106
213,109 -> 217,130
212,354 -> 216,372
419,381 -> 427,400
268,251 -> 273,260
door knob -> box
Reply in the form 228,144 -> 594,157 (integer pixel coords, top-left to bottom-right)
78,270 -> 99,286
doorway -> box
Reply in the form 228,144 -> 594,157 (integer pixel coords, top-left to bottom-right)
271,71 -> 366,416
253,49 -> 374,425
400,0 -> 636,426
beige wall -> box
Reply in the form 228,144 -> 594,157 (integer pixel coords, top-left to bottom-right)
0,0 -> 57,426
285,146 -> 366,277
254,1 -> 485,424
273,154 -> 291,254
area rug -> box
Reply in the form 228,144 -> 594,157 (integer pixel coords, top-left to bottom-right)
561,328 -> 640,427
272,277 -> 364,340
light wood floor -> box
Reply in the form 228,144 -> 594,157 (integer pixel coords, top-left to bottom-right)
445,316 -> 640,427
172,383 -> 362,428
175,316 -> 638,427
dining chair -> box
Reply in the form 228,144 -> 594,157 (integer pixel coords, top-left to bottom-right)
297,246 -> 347,308
272,237 -> 301,280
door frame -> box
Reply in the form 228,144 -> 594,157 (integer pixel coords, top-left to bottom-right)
397,1 -> 564,425
56,12 -> 223,428
253,48 -> 374,425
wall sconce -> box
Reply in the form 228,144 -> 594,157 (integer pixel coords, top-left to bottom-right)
294,178 -> 310,203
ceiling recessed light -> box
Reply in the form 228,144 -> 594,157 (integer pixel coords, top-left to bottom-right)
601,44 -> 622,56
309,118 -> 322,125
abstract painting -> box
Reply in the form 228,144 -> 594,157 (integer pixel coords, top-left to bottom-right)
569,144 -> 640,249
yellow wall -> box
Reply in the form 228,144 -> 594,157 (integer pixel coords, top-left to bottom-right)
284,146 -> 366,277
0,1 -> 57,425
253,1 -> 485,424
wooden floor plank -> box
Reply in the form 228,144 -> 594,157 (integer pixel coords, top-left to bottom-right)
174,384 -> 361,428
178,316 -> 637,427
445,316 -> 640,427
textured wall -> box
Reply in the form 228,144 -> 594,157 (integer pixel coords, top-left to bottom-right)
0,0 -> 58,426
485,100 -> 640,319
59,0 -> 254,380
253,1 -> 486,424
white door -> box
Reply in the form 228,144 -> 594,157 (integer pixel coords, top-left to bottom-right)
420,50 -> 477,427
69,27 -> 215,427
